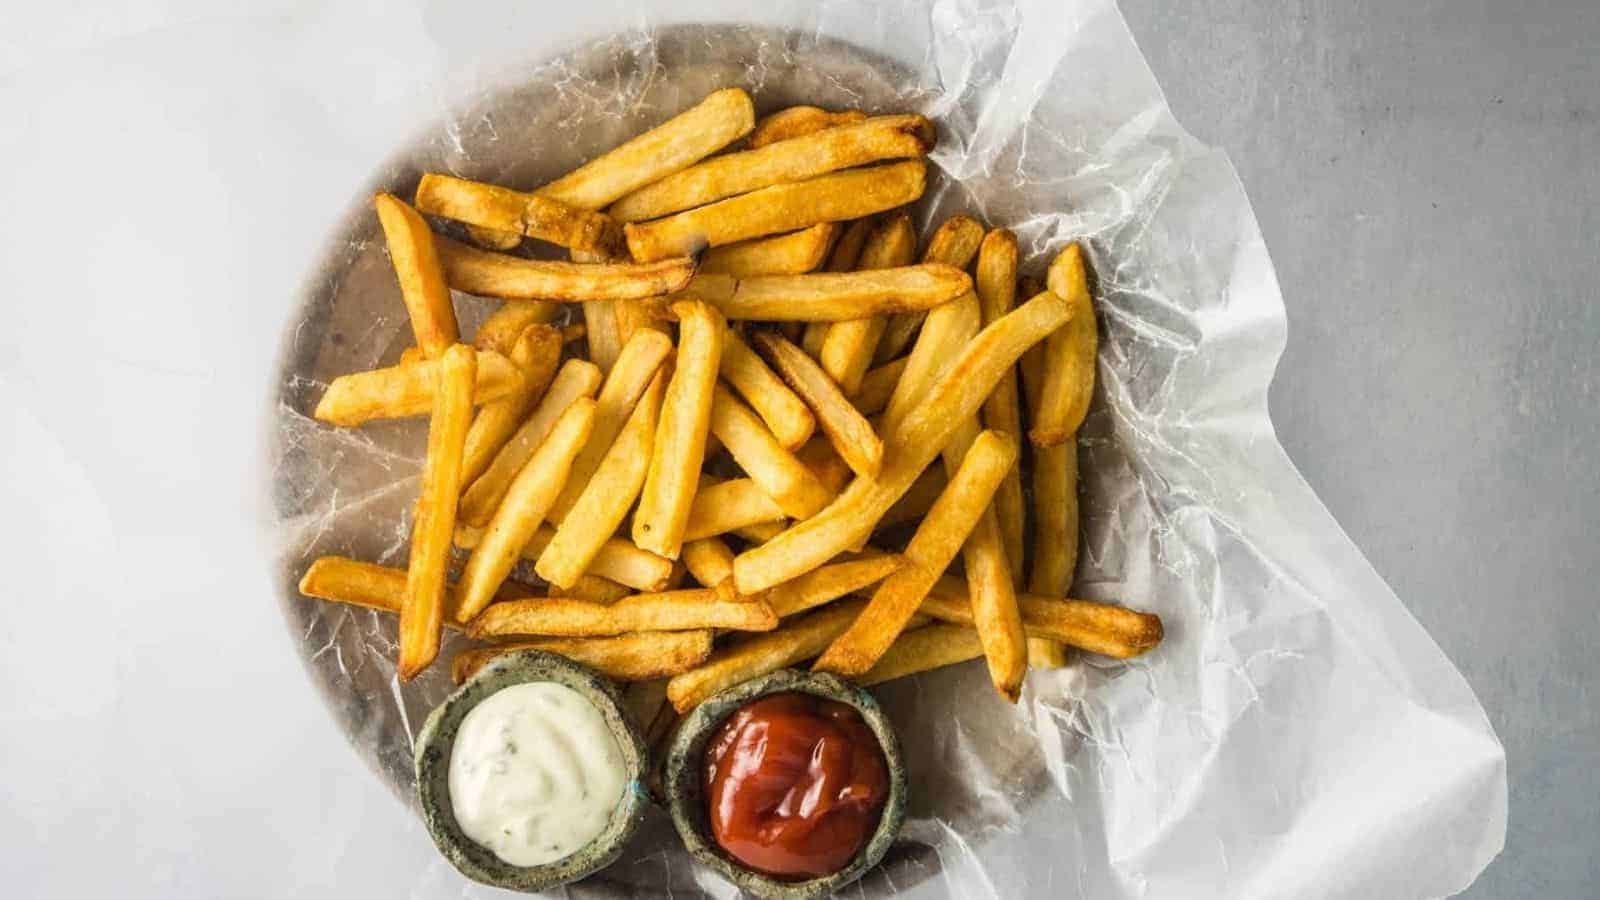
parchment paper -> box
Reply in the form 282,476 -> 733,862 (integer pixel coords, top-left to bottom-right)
268,2 -> 1507,896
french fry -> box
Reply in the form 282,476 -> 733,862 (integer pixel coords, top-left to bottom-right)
812,429 -> 1016,676
460,325 -> 563,486
874,215 -> 985,364
852,357 -> 906,417
299,556 -> 533,623
1029,440 -> 1079,596
541,87 -> 754,210
473,300 -> 559,354
551,575 -> 635,604
1027,638 -> 1072,669
437,236 -> 697,301
451,631 -> 714,685
683,476 -> 785,542
415,173 -> 622,253
458,358 -> 602,526
858,624 -> 984,686
719,327 -> 814,449
802,217 -> 876,356
732,289 -> 1073,594
765,554 -> 903,618
681,537 -> 739,600
469,589 -> 777,638
1031,243 -> 1097,446
454,523 -> 672,592
582,301 -> 623,373
536,369 -> 667,588
747,106 -> 867,149
671,263 -> 970,321
624,160 -> 927,262
455,398 -> 596,621
920,576 -> 1163,659
549,329 -> 674,521
875,464 -> 944,531
398,346 -> 427,367
753,331 -> 883,479
975,229 -> 1026,581
611,115 -> 932,223
633,301 -> 723,558
733,521 -> 787,544
953,476 -> 1025,701
820,212 -> 916,395
397,344 -> 476,679
709,384 -> 836,519
881,216 -> 988,431
313,349 -> 521,427
373,193 -> 459,357
700,224 -> 839,277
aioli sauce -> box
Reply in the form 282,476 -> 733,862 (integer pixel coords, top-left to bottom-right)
448,682 -> 626,867
703,692 -> 889,879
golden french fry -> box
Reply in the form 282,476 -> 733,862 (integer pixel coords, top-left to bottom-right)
732,289 -> 1073,594
473,301 -> 559,354
1027,638 -> 1072,669
415,173 -> 621,253
542,88 -> 754,210
852,357 -> 906,417
454,523 -> 672,592
299,556 -> 532,624
1031,243 -> 1097,446
858,624 -> 984,686
953,473 -> 1025,701
633,301 -> 723,558
820,212 -> 916,395
765,554 -> 903,618
537,369 -> 667,588
582,301 -> 623,373
470,589 -> 778,638
920,576 -> 1163,659
551,575 -> 634,604
625,160 -> 927,262
747,106 -> 867,149
397,346 -> 427,367
1029,440 -> 1079,596
452,631 -> 714,685
734,521 -> 787,543
683,476 -> 785,542
611,115 -> 932,223
752,331 -> 883,479
709,384 -> 836,519
458,358 -> 602,526
549,329 -> 674,521
812,429 -> 1016,676
681,537 -> 739,600
875,464 -> 944,532
720,327 -> 814,450
374,193 -> 459,357
801,217 -> 876,357
398,344 -> 476,679
700,223 -> 839,277
881,292 -> 980,433
437,235 -> 697,301
455,398 -> 596,621
460,325 -> 563,486
313,350 -> 520,427
975,229 -> 1026,582
671,263 -> 970,322
874,215 -> 986,364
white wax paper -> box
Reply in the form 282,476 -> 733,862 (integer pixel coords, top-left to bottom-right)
264,1 -> 1507,897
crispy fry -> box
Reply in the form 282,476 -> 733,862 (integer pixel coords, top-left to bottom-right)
753,331 -> 883,479
397,346 -> 427,367
582,301 -> 623,373
397,344 -> 476,679
672,263 -> 970,322
299,556 -> 533,623
882,216 -> 988,431
920,576 -> 1163,659
1029,440 -> 1079,596
812,429 -> 1016,676
633,301 -> 723,558
859,624 -> 984,686
458,358 -> 602,526
455,398 -> 596,621
313,349 -> 520,427
949,448 -> 1025,700
720,327 -> 814,450
551,575 -> 635,604
820,212 -> 916,395
732,289 -> 1073,594
415,173 -> 621,253
451,631 -> 714,685
733,521 -> 787,544
765,554 -> 903,618
1032,243 -> 1097,446
875,464 -> 944,531
454,523 -> 672,592
460,325 -> 563,486
683,476 -> 785,541
473,301 -> 559,354
747,106 -> 867,149
437,236 -> 697,301
681,537 -> 739,600
469,589 -> 777,638
625,160 -> 927,261
373,193 -> 459,357
975,229 -> 1026,581
709,384 -> 836,519
875,215 -> 985,364
700,224 -> 839,277
537,369 -> 667,588
541,88 -> 754,210
852,357 -> 906,417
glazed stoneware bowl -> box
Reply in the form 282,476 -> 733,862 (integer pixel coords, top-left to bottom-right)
663,669 -> 908,900
413,650 -> 651,893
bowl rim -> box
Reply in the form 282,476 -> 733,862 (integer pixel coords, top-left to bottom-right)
412,649 -> 651,893
662,668 -> 908,900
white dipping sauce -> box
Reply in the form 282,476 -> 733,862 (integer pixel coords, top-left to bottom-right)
448,682 -> 627,867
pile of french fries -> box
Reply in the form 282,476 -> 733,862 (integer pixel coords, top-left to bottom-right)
298,88 -> 1163,737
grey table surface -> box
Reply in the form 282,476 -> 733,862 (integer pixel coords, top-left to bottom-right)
1115,1 -> 1599,897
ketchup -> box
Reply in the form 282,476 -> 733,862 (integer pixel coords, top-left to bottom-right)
702,692 -> 890,879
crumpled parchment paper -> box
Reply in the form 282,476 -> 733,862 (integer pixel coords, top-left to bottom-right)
269,2 -> 1507,897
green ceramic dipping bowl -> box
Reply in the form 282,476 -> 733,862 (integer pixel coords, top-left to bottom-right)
663,669 -> 907,900
413,650 -> 650,893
